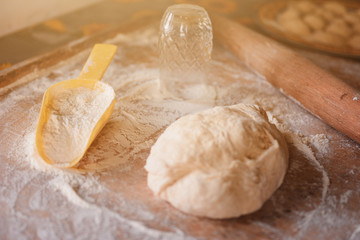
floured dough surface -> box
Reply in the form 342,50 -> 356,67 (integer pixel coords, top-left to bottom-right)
145,104 -> 289,219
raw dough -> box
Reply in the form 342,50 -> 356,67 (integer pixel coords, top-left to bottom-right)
294,1 -> 317,14
145,104 -> 289,219
280,18 -> 311,36
315,8 -> 334,22
274,0 -> 360,51
303,13 -> 325,31
353,23 -> 360,34
323,1 -> 347,16
306,30 -> 344,47
277,6 -> 300,24
343,13 -> 360,25
348,35 -> 360,50
326,19 -> 352,38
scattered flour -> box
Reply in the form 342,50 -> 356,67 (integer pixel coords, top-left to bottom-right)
340,190 -> 353,205
349,225 -> 360,240
0,23 -> 358,240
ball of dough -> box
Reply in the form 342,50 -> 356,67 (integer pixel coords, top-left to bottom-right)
294,1 -> 317,14
145,104 -> 289,219
303,13 -> 325,31
343,13 -> 360,25
323,1 -> 347,16
277,6 -> 300,24
315,8 -> 334,22
306,31 -> 344,47
326,19 -> 352,38
348,35 -> 360,50
280,18 -> 311,36
353,23 -> 360,34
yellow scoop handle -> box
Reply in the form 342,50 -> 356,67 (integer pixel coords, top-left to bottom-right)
78,43 -> 118,81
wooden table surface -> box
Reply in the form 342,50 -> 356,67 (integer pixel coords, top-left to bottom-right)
1,1 -> 360,239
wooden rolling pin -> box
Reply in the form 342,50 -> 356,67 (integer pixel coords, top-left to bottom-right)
212,15 -> 360,144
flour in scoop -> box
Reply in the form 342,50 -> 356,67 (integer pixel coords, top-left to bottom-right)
41,85 -> 114,167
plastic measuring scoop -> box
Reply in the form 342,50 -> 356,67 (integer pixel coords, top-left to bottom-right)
35,44 -> 118,168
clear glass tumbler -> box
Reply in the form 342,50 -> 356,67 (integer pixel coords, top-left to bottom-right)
159,4 -> 213,99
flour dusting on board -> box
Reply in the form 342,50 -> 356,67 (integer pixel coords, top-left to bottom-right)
1,24 -> 359,240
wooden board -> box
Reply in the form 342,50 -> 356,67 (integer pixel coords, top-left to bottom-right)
1,15 -> 360,240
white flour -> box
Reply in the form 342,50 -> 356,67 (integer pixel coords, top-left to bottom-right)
41,85 -> 114,167
1,23 -> 359,240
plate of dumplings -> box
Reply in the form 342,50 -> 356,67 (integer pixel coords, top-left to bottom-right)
258,0 -> 360,57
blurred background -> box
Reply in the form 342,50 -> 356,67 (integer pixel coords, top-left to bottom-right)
0,0 -> 359,72
0,0 -> 102,37
0,0 -> 262,71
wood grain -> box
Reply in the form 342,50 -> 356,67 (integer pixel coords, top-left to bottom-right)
212,14 -> 360,144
